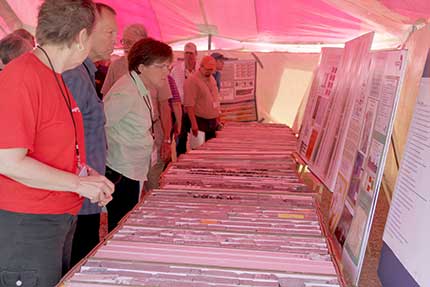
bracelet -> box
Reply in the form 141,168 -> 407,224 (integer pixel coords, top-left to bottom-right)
163,139 -> 172,144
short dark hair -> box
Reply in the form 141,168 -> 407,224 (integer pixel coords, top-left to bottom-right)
12,29 -> 35,46
0,33 -> 33,64
128,38 -> 173,74
36,0 -> 96,47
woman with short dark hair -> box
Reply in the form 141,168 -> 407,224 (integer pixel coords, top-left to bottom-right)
104,38 -> 173,231
0,0 -> 114,286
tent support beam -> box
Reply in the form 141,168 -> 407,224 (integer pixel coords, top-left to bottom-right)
0,0 -> 22,33
208,34 -> 212,51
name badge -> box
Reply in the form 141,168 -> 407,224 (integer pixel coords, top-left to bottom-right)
77,165 -> 88,177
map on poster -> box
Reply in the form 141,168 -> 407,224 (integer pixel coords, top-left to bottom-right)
219,60 -> 257,122
298,48 -> 343,167
381,50 -> 430,287
327,49 -> 407,285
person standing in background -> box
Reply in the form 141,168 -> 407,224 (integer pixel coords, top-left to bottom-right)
101,23 -> 147,95
210,52 -> 226,92
171,42 -> 198,156
62,2 -> 117,267
184,56 -> 221,141
12,28 -> 35,47
0,33 -> 33,70
0,1 -> 114,286
104,38 -> 173,231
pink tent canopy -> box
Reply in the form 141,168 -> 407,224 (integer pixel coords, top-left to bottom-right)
0,0 -> 429,51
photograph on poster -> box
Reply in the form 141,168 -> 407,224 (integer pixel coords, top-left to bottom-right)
345,205 -> 368,264
367,139 -> 383,174
363,171 -> 376,196
329,173 -> 348,231
305,130 -> 319,160
347,152 -> 365,205
312,96 -> 322,120
334,206 -> 354,247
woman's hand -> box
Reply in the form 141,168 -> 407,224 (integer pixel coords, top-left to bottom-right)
75,175 -> 114,206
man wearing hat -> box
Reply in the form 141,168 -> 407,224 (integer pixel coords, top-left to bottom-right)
210,52 -> 226,91
171,42 -> 198,155
184,56 -> 221,141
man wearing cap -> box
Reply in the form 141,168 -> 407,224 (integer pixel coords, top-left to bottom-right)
171,42 -> 198,155
210,52 -> 226,91
184,56 -> 221,141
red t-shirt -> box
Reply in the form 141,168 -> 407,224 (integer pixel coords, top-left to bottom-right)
0,53 -> 86,215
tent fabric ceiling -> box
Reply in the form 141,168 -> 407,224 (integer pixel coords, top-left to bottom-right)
1,0 -> 429,51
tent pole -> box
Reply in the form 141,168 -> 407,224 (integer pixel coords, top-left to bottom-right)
208,34 -> 212,51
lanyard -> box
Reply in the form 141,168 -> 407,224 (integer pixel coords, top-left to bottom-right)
129,72 -> 155,138
36,46 -> 82,168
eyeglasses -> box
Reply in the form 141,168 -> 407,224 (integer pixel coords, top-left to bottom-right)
152,63 -> 173,72
120,39 -> 134,46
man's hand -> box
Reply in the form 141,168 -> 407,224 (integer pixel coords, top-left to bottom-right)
161,141 -> 172,162
191,122 -> 199,137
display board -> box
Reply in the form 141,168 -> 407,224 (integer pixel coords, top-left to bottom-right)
313,33 -> 374,191
326,49 -> 407,285
379,49 -> 430,287
298,48 -> 344,167
219,59 -> 258,122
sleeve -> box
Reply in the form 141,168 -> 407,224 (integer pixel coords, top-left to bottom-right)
167,76 -> 181,103
104,88 -> 137,127
183,77 -> 197,107
101,62 -> 116,96
0,70 -> 36,152
156,79 -> 172,102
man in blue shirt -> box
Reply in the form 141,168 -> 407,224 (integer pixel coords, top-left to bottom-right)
210,52 -> 226,91
62,3 -> 118,267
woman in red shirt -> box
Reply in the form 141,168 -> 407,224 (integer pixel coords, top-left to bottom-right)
0,0 -> 114,286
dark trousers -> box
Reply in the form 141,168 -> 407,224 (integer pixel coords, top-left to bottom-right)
196,116 -> 217,141
105,166 -> 140,232
70,213 -> 100,267
176,111 -> 191,156
0,209 -> 76,287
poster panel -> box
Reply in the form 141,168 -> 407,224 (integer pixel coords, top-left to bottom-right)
313,33 -> 374,190
328,50 -> 407,285
219,60 -> 258,122
298,48 -> 343,164
380,50 -> 430,287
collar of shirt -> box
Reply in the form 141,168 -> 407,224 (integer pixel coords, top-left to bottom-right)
83,57 -> 97,78
130,70 -> 149,99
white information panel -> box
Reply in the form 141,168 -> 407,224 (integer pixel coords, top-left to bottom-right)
383,50 -> 430,287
